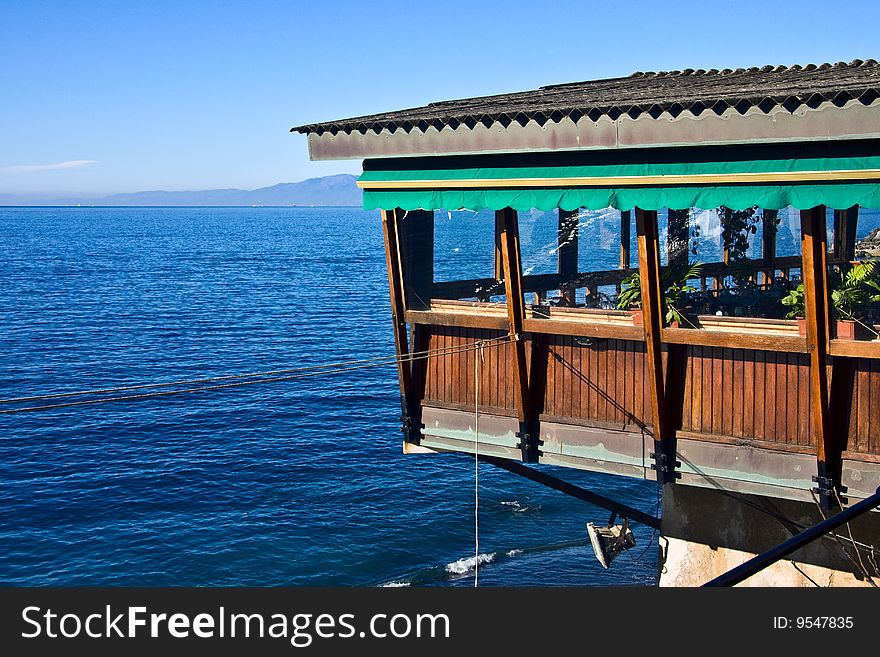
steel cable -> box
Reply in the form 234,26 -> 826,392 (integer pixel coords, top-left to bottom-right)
0,335 -> 514,416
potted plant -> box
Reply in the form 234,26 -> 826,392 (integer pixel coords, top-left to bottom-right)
831,261 -> 877,340
616,263 -> 702,327
782,262 -> 880,339
780,283 -> 806,335
617,271 -> 644,325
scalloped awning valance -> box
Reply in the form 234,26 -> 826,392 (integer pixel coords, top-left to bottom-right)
358,152 -> 880,211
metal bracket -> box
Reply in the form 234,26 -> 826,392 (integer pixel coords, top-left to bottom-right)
650,451 -> 681,483
812,474 -> 835,511
515,423 -> 544,463
399,414 -> 424,446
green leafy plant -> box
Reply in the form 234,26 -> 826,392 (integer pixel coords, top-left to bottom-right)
832,260 -> 877,320
717,206 -> 779,288
617,271 -> 643,311
616,262 -> 703,325
664,262 -> 703,325
720,207 -> 760,264
779,261 -> 880,321
780,283 -> 805,319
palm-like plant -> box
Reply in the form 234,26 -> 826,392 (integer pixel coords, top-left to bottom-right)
617,262 -> 703,325
832,260 -> 877,320
782,261 -> 879,322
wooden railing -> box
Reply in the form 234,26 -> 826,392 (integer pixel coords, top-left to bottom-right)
419,326 -> 830,450
430,255 -> 805,302
409,292 -> 879,462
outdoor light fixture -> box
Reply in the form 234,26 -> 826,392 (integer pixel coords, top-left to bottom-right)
587,516 -> 636,569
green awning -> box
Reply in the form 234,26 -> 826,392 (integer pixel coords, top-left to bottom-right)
359,153 -> 880,211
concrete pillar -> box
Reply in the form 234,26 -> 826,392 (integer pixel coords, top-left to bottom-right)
658,484 -> 879,587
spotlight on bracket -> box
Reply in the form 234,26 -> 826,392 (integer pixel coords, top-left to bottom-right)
587,515 -> 636,569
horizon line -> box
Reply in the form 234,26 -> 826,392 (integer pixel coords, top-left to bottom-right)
0,204 -> 364,208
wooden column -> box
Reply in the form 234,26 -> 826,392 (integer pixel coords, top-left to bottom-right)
635,208 -> 675,481
715,207 -> 731,292
832,205 -> 859,262
761,209 -> 778,286
493,212 -> 505,280
618,210 -> 632,295
498,207 -> 540,462
667,209 -> 690,274
620,210 -> 631,269
558,209 -> 579,306
800,206 -> 834,508
381,208 -> 421,444
397,209 -> 434,310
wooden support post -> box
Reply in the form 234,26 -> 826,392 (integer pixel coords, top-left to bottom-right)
620,210 -> 631,270
832,205 -> 859,262
635,208 -> 676,482
761,209 -> 778,286
800,206 -> 835,508
558,209 -> 579,306
618,210 -> 632,295
381,209 -> 421,444
667,209 -> 690,275
832,210 -> 842,259
397,209 -> 434,309
494,212 -> 505,280
714,207 -> 731,294
498,207 -> 541,462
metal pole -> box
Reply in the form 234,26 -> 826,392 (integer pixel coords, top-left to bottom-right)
703,487 -> 880,587
479,455 -> 660,530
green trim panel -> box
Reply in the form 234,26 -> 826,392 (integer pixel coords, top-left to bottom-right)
360,155 -> 880,211
363,183 -> 880,211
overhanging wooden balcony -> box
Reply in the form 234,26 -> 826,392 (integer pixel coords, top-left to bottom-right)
383,201 -> 880,507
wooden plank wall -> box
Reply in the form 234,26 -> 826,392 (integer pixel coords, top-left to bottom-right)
420,325 -> 880,457
846,357 -> 880,457
679,346 -> 815,449
422,326 -> 517,415
541,336 -> 653,432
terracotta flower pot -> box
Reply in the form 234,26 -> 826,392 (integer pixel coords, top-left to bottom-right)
796,317 -> 807,336
835,319 -> 868,340
629,309 -> 643,326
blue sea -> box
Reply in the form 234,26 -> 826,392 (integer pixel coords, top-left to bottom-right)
0,206 -> 665,587
1,205 -> 874,587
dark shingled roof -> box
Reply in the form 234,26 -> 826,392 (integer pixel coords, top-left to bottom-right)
292,59 -> 880,136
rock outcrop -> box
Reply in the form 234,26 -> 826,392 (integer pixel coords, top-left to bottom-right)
855,227 -> 880,259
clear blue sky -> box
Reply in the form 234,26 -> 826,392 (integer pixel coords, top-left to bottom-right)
1,0 -> 878,195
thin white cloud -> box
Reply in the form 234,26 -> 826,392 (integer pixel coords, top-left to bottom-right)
0,160 -> 97,174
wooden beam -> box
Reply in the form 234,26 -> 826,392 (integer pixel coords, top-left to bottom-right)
431,255 -> 804,301
620,210 -> 631,270
829,338 -> 880,359
381,209 -> 420,443
761,209 -> 778,285
558,209 -> 579,306
523,317 -> 644,341
494,211 -> 505,280
397,209 -> 434,310
635,208 -> 675,480
498,207 -> 541,462
832,205 -> 859,262
800,205 -> 834,507
715,207 -> 731,292
667,209 -> 690,274
406,309 -> 508,330
662,327 -> 807,353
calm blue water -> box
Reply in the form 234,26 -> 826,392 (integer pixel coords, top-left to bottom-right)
0,207 -> 660,587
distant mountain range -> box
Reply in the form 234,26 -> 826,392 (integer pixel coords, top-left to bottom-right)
0,174 -> 362,207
